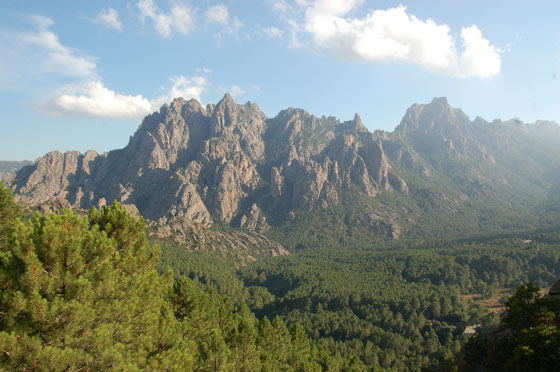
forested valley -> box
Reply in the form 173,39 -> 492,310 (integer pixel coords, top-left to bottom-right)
160,225 -> 560,371
3,180 -> 559,371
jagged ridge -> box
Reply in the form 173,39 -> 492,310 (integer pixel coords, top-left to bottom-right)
5,95 -> 560,246
8,94 -> 408,227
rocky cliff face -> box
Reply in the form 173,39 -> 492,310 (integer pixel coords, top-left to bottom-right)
8,95 -> 560,244
9,94 -> 409,231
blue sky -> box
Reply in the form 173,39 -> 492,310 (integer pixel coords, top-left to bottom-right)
1,0 -> 559,160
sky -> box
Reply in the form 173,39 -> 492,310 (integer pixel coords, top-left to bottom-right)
0,0 -> 559,160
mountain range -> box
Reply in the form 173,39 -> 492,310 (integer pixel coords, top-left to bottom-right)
3,95 -> 560,259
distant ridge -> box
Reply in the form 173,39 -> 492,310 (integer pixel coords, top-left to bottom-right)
0,160 -> 32,174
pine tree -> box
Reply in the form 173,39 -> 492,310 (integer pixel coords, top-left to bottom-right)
0,203 -> 193,371
0,182 -> 21,246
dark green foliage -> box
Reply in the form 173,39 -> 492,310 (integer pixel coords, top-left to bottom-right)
0,202 -> 188,371
158,243 -> 251,303
160,227 -> 560,372
237,248 -> 471,371
279,237 -> 560,372
458,283 -> 560,372
0,185 -> 359,372
0,182 -> 21,251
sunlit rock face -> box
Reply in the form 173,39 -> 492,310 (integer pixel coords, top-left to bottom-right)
10,94 -> 410,226
10,95 -> 560,239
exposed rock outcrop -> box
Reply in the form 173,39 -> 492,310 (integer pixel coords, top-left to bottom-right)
12,150 -> 100,208
0,172 -> 14,186
239,203 -> 270,233
271,131 -> 405,210
10,94 -> 408,229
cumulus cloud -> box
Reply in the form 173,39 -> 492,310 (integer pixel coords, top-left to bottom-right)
33,73 -> 211,120
33,81 -> 152,119
92,8 -> 123,31
303,2 -> 501,78
0,15 -> 97,80
136,0 -> 195,38
205,4 -> 243,35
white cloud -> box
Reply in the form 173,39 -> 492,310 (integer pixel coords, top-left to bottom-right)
151,75 -> 209,108
33,74 -> 211,120
136,0 -> 195,38
267,1 -> 308,47
93,8 -> 123,31
303,2 -> 501,78
205,5 -> 229,25
307,0 -> 362,18
286,18 -> 304,48
260,26 -> 284,38
457,26 -> 501,78
0,15 -> 97,80
33,81 -> 153,119
205,4 -> 243,35
230,85 -> 246,97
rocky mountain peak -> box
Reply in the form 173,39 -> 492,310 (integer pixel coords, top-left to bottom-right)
429,96 -> 448,107
220,92 -> 234,103
270,108 -> 312,133
396,97 -> 470,133
158,97 -> 204,119
334,114 -> 368,135
171,97 -> 187,110
8,96 -> 412,236
182,98 -> 205,115
350,113 -> 368,132
394,97 -> 477,159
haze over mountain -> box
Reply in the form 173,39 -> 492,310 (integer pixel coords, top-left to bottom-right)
4,95 -> 560,258
0,160 -> 32,174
